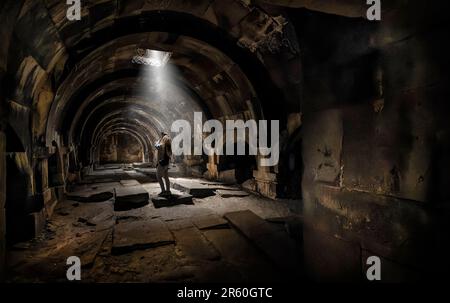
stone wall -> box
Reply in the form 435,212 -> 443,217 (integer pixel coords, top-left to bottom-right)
296,3 -> 450,281
99,133 -> 144,164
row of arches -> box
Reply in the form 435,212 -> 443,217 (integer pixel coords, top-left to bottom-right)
0,1 -> 305,252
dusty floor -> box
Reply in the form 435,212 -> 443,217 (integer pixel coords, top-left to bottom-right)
6,168 -> 303,283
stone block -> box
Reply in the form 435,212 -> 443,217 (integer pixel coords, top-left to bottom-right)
192,214 -> 228,230
112,219 -> 174,254
119,179 -> 140,187
67,189 -> 114,203
216,190 -> 249,198
43,188 -> 58,219
151,193 -> 194,209
241,179 -> 256,192
166,219 -> 194,231
31,209 -> 47,238
171,178 -> 215,198
114,185 -> 149,211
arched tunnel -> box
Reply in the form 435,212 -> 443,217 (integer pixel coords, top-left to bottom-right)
0,0 -> 450,285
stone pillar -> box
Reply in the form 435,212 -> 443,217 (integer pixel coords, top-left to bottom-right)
0,130 -> 6,280
36,158 -> 57,219
206,155 -> 218,180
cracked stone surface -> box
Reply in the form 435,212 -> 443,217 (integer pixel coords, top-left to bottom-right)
112,219 -> 174,255
6,175 -> 302,283
224,210 -> 302,274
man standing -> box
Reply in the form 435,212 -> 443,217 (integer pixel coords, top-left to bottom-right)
155,131 -> 172,196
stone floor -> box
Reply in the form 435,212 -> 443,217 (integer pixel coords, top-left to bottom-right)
6,168 -> 303,283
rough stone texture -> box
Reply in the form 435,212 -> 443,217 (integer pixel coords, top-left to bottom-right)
119,179 -> 140,187
172,227 -> 220,261
216,190 -> 249,198
303,183 -> 450,276
171,178 -> 216,198
302,109 -> 342,185
151,194 -> 194,209
114,185 -> 149,211
30,209 -> 46,239
203,228 -> 283,282
253,170 -> 279,199
43,188 -> 58,219
48,229 -> 110,268
192,214 -> 228,230
241,179 -> 256,192
303,226 -> 361,282
218,169 -> 236,184
224,210 -> 301,273
112,219 -> 174,254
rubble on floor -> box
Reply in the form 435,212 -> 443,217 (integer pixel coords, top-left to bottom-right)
192,214 -> 229,230
7,171 -> 302,283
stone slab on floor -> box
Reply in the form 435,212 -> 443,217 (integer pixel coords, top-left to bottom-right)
216,190 -> 249,198
203,228 -> 282,282
192,214 -> 229,230
119,179 -> 140,187
151,193 -> 194,208
135,167 -> 182,178
224,210 -> 301,273
195,179 -> 240,190
67,189 -> 114,203
172,227 -> 220,261
114,185 -> 149,211
71,182 -> 119,192
112,219 -> 174,254
79,178 -> 116,185
166,218 -> 194,231
171,178 -> 216,198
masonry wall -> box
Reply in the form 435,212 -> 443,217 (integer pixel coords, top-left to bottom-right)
99,133 -> 144,164
297,3 -> 450,281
